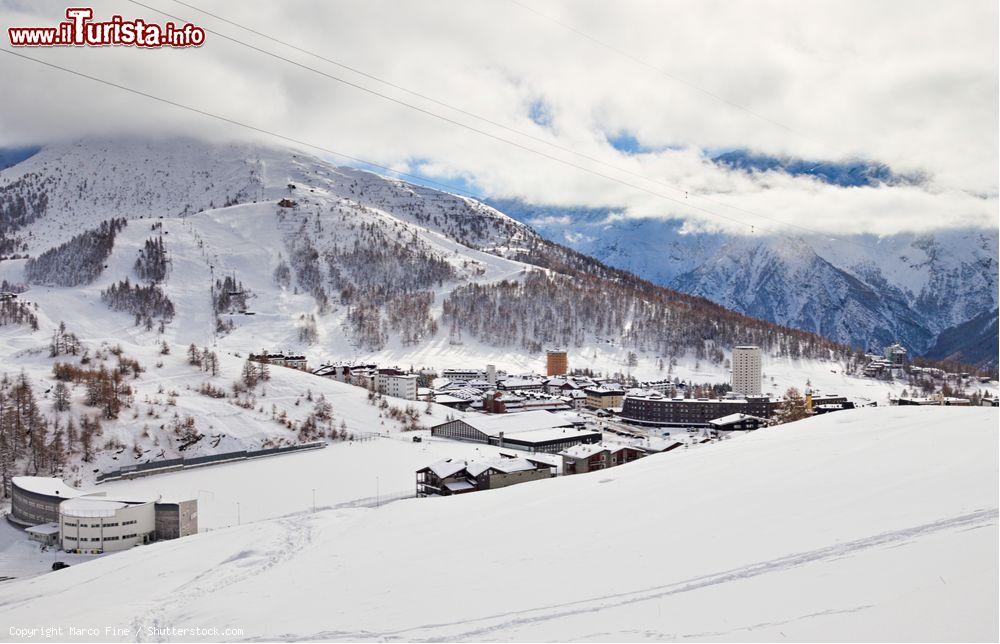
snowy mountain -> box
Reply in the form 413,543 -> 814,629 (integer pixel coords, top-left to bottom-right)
0,137 -> 854,369
0,136 -> 908,487
670,236 -> 936,354
924,307 -> 1000,370
0,406 -> 996,640
497,200 -> 998,360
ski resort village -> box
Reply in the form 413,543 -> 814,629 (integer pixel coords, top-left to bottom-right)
0,139 -> 995,642
0,1 -> 998,638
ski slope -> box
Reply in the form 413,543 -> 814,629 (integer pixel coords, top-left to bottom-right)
1,406 -> 995,642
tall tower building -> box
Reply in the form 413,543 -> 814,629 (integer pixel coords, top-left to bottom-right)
546,350 -> 568,377
732,346 -> 762,396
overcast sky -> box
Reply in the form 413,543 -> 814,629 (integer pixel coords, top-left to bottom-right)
1,0 -> 997,235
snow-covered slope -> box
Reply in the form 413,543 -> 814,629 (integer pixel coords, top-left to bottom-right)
924,307 -> 1000,370
0,137 -> 862,371
502,202 -> 998,358
0,406 -> 995,641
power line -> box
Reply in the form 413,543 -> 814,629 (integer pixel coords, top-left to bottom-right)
141,0 -> 819,230
116,0 -> 759,234
121,0 -> 877,247
0,48 -> 486,201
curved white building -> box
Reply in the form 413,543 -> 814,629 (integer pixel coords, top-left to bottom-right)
9,476 -> 197,553
60,497 -> 157,553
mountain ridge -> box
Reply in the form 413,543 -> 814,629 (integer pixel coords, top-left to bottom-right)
493,199 -> 998,361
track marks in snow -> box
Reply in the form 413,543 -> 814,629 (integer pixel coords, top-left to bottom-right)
132,516 -> 316,642
287,508 -> 997,641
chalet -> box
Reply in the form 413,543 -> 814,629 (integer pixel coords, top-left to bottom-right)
638,379 -> 674,394
545,376 -> 597,395
483,389 -> 571,414
498,376 -> 547,392
708,413 -> 768,433
312,362 -> 378,383
559,389 -> 588,410
892,395 -> 972,406
885,343 -> 907,368
482,390 -> 524,413
416,456 -> 554,496
250,352 -> 308,371
559,442 -> 647,475
428,393 -> 474,411
634,437 -> 685,454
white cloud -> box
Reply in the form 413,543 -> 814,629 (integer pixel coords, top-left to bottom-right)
0,0 -> 996,235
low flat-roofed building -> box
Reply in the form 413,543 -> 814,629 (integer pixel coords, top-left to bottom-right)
8,476 -> 88,527
60,497 -> 157,553
249,352 -> 308,371
430,410 -> 600,453
25,522 -> 60,546
153,499 -> 199,540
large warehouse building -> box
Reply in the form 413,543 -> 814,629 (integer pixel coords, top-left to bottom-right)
431,410 -> 600,453
8,476 -> 197,553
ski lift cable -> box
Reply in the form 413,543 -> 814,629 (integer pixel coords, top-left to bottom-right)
2,46 -> 870,251
114,0 -> 880,250
129,0 -> 875,251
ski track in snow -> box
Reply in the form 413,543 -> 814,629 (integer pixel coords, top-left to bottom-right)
132,515 -> 317,643
260,508 -> 998,642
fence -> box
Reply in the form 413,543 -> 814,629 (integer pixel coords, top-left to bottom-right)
95,441 -> 327,483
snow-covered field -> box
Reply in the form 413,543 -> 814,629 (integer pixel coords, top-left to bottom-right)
97,434 -> 541,531
1,406 -> 995,642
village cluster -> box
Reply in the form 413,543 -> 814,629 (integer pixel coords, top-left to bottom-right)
9,341 -> 994,565
250,343 -> 996,498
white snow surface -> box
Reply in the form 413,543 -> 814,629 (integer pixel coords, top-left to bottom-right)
0,406 -> 995,642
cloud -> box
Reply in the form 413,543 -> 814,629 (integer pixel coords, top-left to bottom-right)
0,0 -> 996,236
528,214 -> 572,226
